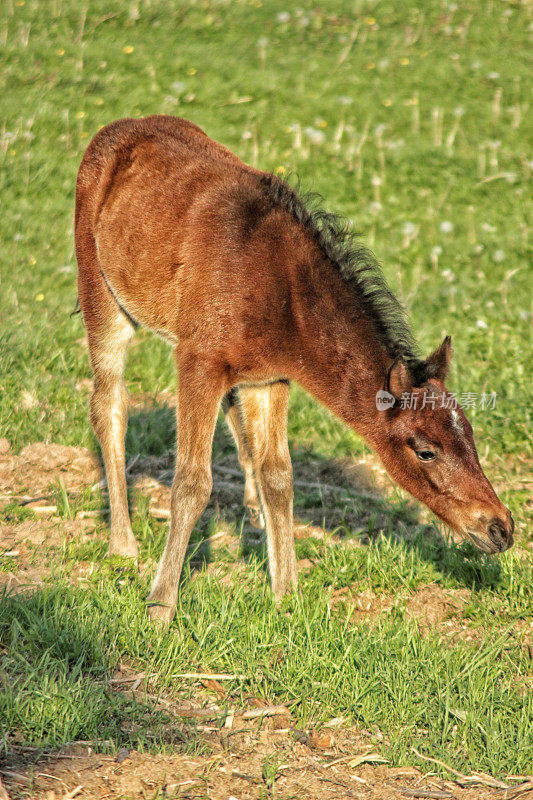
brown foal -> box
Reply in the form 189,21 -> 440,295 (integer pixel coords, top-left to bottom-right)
75,115 -> 514,624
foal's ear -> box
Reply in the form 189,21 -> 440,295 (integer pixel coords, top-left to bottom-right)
426,335 -> 452,382
385,358 -> 412,399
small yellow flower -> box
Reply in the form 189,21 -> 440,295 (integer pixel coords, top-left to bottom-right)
94,98 -> 104,105
365,16 -> 376,25
81,131 -> 88,138
318,120 -> 327,128
275,165 -> 286,174
366,62 -> 375,70
16,0 -> 24,5
187,67 -> 197,75
9,149 -> 16,156
400,57 -> 410,66
76,111 -> 85,119
36,293 -> 44,302
123,45 -> 134,54
383,99 -> 392,107
56,48 -> 65,56
29,256 -> 36,266
405,96 -> 418,106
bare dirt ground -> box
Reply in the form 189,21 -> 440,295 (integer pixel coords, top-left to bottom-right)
0,439 -> 531,800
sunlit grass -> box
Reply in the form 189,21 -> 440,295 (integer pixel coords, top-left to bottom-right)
0,0 -> 531,780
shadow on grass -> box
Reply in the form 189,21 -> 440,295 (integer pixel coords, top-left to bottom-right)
0,586 -> 210,774
120,400 -> 503,592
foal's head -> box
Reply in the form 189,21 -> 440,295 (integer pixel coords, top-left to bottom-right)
374,336 -> 514,553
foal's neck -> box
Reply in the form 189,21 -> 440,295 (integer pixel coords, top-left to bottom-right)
287,250 -> 391,439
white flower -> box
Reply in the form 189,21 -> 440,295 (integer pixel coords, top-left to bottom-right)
374,123 -> 386,137
487,71 -> 500,80
241,130 -> 252,140
402,222 -> 416,236
171,81 -> 186,93
337,95 -> 353,105
442,269 -> 455,282
439,221 -> 454,234
257,37 -> 268,48
492,250 -> 505,263
481,222 -> 496,233
304,127 -> 325,144
276,11 -> 290,23
476,320 -> 488,330
378,58 -> 390,70
431,246 -> 442,257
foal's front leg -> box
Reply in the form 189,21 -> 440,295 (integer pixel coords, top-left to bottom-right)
147,353 -> 226,625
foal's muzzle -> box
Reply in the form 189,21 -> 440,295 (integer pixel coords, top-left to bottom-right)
487,515 -> 514,553
466,513 -> 514,554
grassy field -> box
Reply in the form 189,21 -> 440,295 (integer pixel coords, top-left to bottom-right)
0,0 -> 532,794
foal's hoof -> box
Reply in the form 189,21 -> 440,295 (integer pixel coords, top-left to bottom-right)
247,504 -> 265,530
147,601 -> 175,626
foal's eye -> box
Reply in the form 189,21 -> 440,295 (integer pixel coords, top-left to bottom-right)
417,450 -> 436,462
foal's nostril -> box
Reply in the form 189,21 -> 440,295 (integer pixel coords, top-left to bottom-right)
487,518 -> 512,551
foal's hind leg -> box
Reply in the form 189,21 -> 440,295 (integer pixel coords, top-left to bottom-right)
238,382 -> 297,598
77,233 -> 137,558
88,311 -> 137,558
222,389 -> 264,529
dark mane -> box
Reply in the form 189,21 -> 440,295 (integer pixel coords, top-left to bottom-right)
260,173 -> 436,385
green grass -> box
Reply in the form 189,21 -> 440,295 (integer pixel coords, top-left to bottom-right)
0,537 -> 532,775
0,0 -> 532,783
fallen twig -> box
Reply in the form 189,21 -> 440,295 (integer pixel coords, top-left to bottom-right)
77,509 -> 108,519
63,786 -> 83,800
387,784 -> 454,799
411,748 -> 509,789
231,771 -> 261,784
18,495 -> 48,506
242,705 -> 290,720
0,772 -> 31,786
175,672 -> 248,681
29,505 -> 57,515
500,781 -> 533,800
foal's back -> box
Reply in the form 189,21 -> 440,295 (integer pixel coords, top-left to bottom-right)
76,115 -> 297,350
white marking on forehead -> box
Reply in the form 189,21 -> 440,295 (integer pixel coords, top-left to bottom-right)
451,408 -> 464,434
